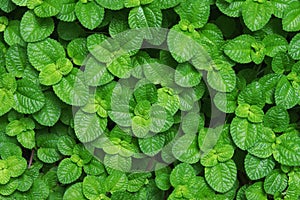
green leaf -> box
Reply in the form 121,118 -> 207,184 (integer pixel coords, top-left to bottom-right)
259,73 -> 282,104
224,35 -> 256,64
155,167 -> 171,191
107,54 -> 133,78
182,112 -> 203,134
205,160 -> 237,193
207,67 -> 236,92
263,106 -> 289,133
149,104 -> 174,133
245,182 -> 267,200
157,87 -> 180,115
33,91 -> 61,126
37,148 -> 61,163
262,34 -> 288,57
238,81 -> 265,108
83,56 -> 114,86
57,136 -> 76,156
128,5 -> 162,29
27,38 -> 65,71
242,0 -> 273,31
282,1 -> 300,32
13,79 -> 45,114
132,116 -> 151,138
6,156 -> 27,177
74,110 -> 107,143
63,182 -> 86,200
53,68 -> 89,106
20,11 -> 54,42
4,20 -> 26,47
17,130 -> 35,149
248,127 -> 276,158
139,134 -> 165,156
175,63 -> 201,87
167,26 -> 200,63
271,0 -> 293,18
75,1 -> 104,30
0,89 -> 14,117
106,171 -> 128,192
230,117 -> 261,150
83,176 -> 105,199
275,76 -> 298,109
288,33 -> 300,60
39,64 -> 62,86
216,0 -> 244,17
0,0 -> 16,13
104,154 -> 132,172
0,178 -> 18,196
172,133 -> 200,164
67,38 -> 88,66
264,169 -> 288,195
57,0 -> 77,22
83,158 -> 105,176
5,45 -> 29,78
57,158 -> 82,184
175,0 -> 210,28
95,0 -> 124,10
273,132 -> 300,166
244,154 -> 275,180
272,53 -> 294,75
213,91 -> 238,113
170,163 -> 195,187
152,0 -> 181,9
33,0 -> 62,18
0,142 -> 22,159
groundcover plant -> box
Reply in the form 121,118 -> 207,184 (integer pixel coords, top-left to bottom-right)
1,0 -> 300,199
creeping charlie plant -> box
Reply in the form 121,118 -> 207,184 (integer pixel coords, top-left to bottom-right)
0,0 -> 300,199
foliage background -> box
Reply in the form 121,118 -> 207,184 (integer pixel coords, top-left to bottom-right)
0,0 -> 300,199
